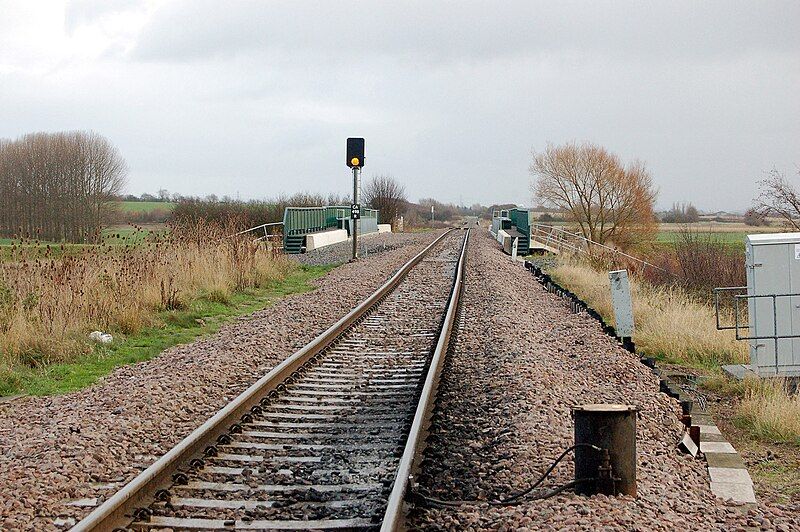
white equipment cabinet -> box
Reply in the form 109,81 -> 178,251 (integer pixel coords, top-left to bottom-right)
746,233 -> 800,376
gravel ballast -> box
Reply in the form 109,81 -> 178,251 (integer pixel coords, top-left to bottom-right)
408,230 -> 800,530
292,231 -> 429,267
0,230 -> 441,531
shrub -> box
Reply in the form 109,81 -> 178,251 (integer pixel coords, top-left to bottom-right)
115,207 -> 172,224
744,208 -> 768,227
170,192 -> 349,230
641,228 -> 745,295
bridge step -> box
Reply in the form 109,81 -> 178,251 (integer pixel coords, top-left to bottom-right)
284,235 -> 304,254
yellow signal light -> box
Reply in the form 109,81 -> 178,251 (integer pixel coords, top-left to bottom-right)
351,157 -> 360,166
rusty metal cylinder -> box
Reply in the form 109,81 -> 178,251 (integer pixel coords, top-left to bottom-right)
572,404 -> 638,497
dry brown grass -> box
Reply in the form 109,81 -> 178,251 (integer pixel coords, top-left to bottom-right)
0,221 -> 289,371
704,374 -> 800,446
737,378 -> 800,445
550,261 -> 747,367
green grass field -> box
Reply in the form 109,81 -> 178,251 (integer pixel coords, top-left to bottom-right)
653,223 -> 785,248
101,225 -> 167,245
654,231 -> 750,244
117,201 -> 176,213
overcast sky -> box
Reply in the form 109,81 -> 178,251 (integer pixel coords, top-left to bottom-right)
1,1 -> 798,211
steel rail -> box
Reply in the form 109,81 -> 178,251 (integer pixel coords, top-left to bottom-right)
71,229 -> 457,532
381,228 -> 470,531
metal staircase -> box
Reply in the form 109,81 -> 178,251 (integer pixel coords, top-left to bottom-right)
284,234 -> 304,254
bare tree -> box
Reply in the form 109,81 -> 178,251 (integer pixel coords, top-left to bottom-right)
530,141 -> 658,249
0,131 -> 127,242
83,131 -> 128,233
753,169 -> 800,230
362,175 -> 407,227
743,208 -> 768,227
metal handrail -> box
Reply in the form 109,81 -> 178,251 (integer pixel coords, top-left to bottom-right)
714,287 -> 800,372
732,292 -> 800,339
529,223 -> 668,273
232,221 -> 284,243
712,286 -> 748,331
233,221 -> 283,237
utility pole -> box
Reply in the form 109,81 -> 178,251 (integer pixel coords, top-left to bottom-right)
431,205 -> 435,222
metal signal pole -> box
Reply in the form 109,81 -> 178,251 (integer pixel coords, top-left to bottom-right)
352,166 -> 360,260
346,137 -> 364,261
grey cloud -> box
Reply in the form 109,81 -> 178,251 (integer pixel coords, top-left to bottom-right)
64,0 -> 143,32
1,1 -> 798,211
131,0 -> 799,65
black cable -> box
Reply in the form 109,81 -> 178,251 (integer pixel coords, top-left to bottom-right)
412,443 -> 604,507
523,478 -> 598,501
416,478 -> 599,507
495,443 -> 601,504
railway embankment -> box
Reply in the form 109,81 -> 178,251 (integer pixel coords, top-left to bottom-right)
408,230 -> 799,530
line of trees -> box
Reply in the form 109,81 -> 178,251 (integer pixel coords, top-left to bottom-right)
170,192 -> 350,229
169,178 -> 484,232
0,131 -> 127,242
362,175 -> 492,227
661,202 -> 700,223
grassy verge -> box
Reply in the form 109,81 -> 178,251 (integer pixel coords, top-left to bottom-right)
548,261 -> 747,368
701,374 -> 800,503
0,264 -> 336,397
702,374 -> 800,445
1,222 -> 290,368
545,256 -> 799,499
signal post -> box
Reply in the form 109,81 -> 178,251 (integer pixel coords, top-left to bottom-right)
346,138 -> 365,260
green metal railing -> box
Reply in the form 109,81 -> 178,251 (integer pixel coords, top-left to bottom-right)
283,205 -> 379,252
508,208 -> 530,236
283,207 -> 326,236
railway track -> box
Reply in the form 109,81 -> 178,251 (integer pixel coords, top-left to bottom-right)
72,228 -> 469,532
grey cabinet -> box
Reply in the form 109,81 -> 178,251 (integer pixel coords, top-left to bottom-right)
746,233 -> 800,376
